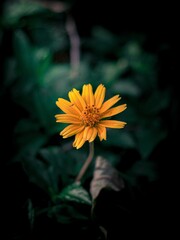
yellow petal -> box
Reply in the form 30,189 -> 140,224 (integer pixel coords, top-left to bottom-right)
73,131 -> 82,147
88,84 -> 94,106
100,120 -> 127,129
82,84 -> 94,106
89,127 -> 97,142
68,88 -> 86,111
94,84 -> 106,108
86,127 -> 93,141
100,95 -> 121,113
82,84 -> 88,104
83,126 -> 97,142
56,98 -> 80,115
97,125 -> 106,141
60,125 -> 84,138
83,126 -> 91,140
76,137 -> 86,149
55,114 -> 81,124
73,131 -> 86,149
101,104 -> 127,119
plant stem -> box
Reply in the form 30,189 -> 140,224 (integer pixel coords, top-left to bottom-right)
65,14 -> 80,69
75,142 -> 94,182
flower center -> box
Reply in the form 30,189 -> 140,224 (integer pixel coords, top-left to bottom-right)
81,105 -> 100,127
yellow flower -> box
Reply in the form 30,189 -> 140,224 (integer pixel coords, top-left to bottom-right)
55,83 -> 127,149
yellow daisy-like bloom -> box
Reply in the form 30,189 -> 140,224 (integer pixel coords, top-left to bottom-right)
55,84 -> 127,149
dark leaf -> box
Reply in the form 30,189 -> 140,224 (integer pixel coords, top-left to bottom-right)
58,182 -> 91,205
90,157 -> 132,236
22,154 -> 58,196
2,0 -> 48,26
27,199 -> 35,230
48,203 -> 90,224
13,30 -> 37,78
90,156 -> 124,200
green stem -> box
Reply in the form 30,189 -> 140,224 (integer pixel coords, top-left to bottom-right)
75,142 -> 94,182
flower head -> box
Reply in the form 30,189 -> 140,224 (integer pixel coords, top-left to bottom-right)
55,84 -> 127,149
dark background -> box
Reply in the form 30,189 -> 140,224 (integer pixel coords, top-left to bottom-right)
1,0 -> 178,239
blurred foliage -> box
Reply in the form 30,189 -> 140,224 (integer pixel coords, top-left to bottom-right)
1,0 -> 173,239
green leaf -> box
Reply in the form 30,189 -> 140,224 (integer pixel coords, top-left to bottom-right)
22,154 -> 58,196
48,203 -> 90,224
13,118 -> 48,163
33,48 -> 52,85
21,145 -> 95,198
13,30 -> 37,78
22,146 -> 81,196
30,20 -> 69,53
58,182 -> 92,205
31,89 -> 55,133
112,80 -> 141,97
97,62 -> 127,84
49,183 -> 92,224
2,0 -> 48,27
